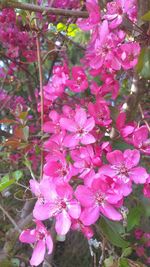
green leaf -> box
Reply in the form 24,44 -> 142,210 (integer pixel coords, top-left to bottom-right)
104,256 -> 114,267
11,258 -> 20,267
67,24 -> 79,37
99,218 -> 129,248
136,48 -> 150,78
0,171 -> 23,192
23,126 -> 29,141
0,179 -> 15,192
12,170 -> 23,181
113,140 -> 133,151
141,10 -> 150,21
127,206 -> 143,231
119,258 -> 129,267
136,48 -> 146,73
121,247 -> 132,258
1,174 -> 10,183
57,22 -> 67,32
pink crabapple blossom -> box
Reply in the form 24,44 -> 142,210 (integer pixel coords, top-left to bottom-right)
99,149 -> 148,186
60,107 -> 96,147
75,177 -> 122,226
66,66 -> 88,93
33,179 -> 81,235
19,220 -> 53,266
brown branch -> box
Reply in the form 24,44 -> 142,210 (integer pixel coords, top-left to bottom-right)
0,203 -> 21,232
36,33 -> 44,180
139,103 -> 150,132
98,238 -> 106,267
1,1 -> 88,18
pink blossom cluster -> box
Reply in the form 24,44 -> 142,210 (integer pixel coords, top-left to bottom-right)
116,112 -> 150,155
19,0 -> 150,266
78,0 -> 139,72
0,89 -> 27,112
0,8 -> 36,63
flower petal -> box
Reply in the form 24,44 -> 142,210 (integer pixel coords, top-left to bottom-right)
80,206 -> 100,226
99,203 -> 122,221
55,210 -> 71,235
81,133 -> 96,145
30,240 -> 46,266
107,150 -> 124,166
129,167 -> 148,184
124,149 -> 140,169
98,165 -> 117,177
64,133 -> 79,147
33,201 -> 50,220
68,200 -> 81,219
30,179 -> 40,197
60,118 -> 77,132
19,229 -> 36,244
84,117 -> 95,132
46,234 -> 53,254
75,185 -> 95,207
40,179 -> 57,201
75,108 -> 87,127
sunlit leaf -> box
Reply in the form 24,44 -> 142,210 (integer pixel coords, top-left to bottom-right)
141,11 -> 150,21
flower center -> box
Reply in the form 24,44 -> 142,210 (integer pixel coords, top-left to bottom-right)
118,165 -> 128,176
60,200 -> 67,209
96,192 -> 105,205
37,231 -> 45,240
76,76 -> 82,85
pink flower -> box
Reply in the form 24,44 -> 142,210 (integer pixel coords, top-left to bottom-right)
143,176 -> 150,198
100,72 -> 120,99
77,0 -> 100,31
75,178 -> 122,225
133,126 -> 150,154
85,20 -> 121,70
43,64 -> 69,102
71,218 -> 94,239
104,0 -> 137,29
43,110 -> 61,134
135,245 -> 145,257
19,220 -> 53,266
33,180 -> 81,235
88,98 -> 112,127
117,43 -> 140,70
71,145 -> 102,178
44,131 -> 67,155
134,229 -> 144,240
116,112 -> 136,143
66,66 -> 88,93
99,149 -> 148,186
44,152 -> 77,183
60,107 -> 96,147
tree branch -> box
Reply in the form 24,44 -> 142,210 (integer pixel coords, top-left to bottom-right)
1,1 -> 88,18
0,203 -> 21,232
36,33 -> 44,180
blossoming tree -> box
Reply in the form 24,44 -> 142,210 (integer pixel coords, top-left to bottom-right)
0,0 -> 150,266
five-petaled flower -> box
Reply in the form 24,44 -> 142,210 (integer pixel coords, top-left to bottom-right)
19,220 -> 53,266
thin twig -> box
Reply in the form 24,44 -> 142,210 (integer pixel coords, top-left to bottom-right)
98,238 -> 106,267
1,1 -> 88,18
139,103 -> 150,132
36,33 -> 44,180
0,203 -> 21,232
